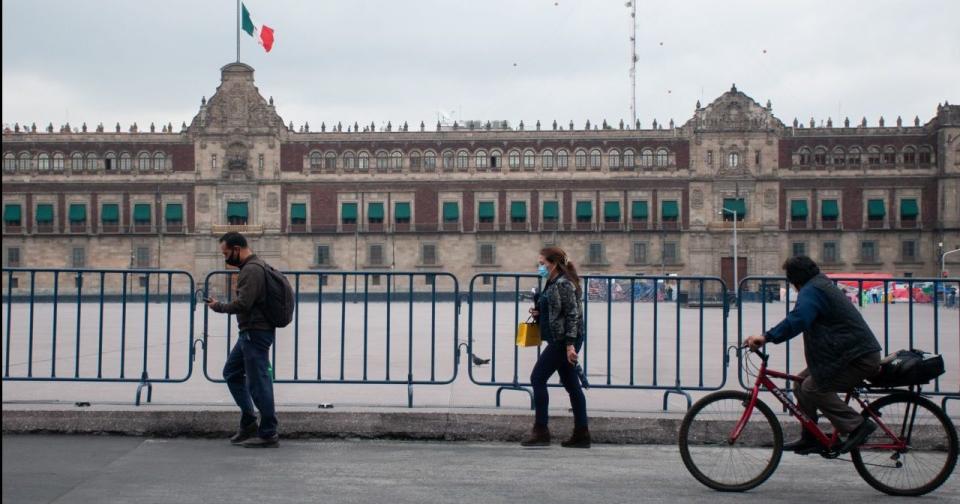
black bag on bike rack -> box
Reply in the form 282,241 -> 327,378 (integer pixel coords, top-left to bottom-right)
868,349 -> 945,387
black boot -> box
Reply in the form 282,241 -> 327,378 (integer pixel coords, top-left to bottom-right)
782,430 -> 819,455
520,424 -> 551,447
839,419 -> 877,454
230,420 -> 259,445
561,426 -> 591,448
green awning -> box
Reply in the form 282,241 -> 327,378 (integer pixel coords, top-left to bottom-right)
900,199 -> 918,218
68,204 -> 86,223
133,203 -> 152,222
367,202 -> 384,220
510,201 -> 527,220
604,201 -> 621,220
442,202 -> 459,221
165,203 -> 183,221
101,204 -> 119,223
226,201 -> 248,219
394,202 -> 410,220
790,200 -> 808,219
575,201 -> 592,218
35,204 -> 54,223
867,199 -> 885,218
661,200 -> 679,219
478,201 -> 495,219
4,204 -> 22,223
631,201 -> 648,219
290,203 -> 306,220
722,198 -> 746,217
821,199 -> 839,218
542,201 -> 558,220
341,202 -> 357,220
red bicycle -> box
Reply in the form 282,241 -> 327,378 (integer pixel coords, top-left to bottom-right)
678,346 -> 958,496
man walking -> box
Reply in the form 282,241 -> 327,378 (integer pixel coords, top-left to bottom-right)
207,232 -> 280,448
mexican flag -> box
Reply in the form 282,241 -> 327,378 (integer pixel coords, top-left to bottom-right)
241,3 -> 275,52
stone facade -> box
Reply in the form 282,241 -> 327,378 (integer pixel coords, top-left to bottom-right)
3,64 -> 959,293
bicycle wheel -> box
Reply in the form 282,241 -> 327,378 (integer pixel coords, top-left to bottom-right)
852,392 -> 958,496
679,390 -> 784,492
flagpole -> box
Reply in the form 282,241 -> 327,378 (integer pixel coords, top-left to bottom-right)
236,0 -> 240,62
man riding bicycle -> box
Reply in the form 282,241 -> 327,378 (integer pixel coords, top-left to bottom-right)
744,256 -> 882,455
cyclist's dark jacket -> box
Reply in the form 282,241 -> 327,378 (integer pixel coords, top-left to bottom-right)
536,274 -> 582,346
764,274 -> 881,388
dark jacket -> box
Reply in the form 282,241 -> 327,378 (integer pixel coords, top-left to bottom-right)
212,254 -> 274,332
765,274 -> 881,387
536,274 -> 583,346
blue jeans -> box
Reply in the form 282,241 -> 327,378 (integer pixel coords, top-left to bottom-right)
223,329 -> 277,437
530,341 -> 588,428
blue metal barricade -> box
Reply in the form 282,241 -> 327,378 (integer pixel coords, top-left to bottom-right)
467,273 -> 730,410
1,268 -> 197,404
201,270 -> 460,407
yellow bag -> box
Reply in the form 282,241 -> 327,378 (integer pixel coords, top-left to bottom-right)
516,317 -> 541,347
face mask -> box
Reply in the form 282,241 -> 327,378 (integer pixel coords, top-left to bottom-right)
225,248 -> 243,267
537,264 -> 549,278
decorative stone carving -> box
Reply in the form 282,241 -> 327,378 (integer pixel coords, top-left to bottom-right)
763,189 -> 777,208
690,189 -> 704,209
197,193 -> 210,213
267,192 -> 279,211
685,87 -> 784,132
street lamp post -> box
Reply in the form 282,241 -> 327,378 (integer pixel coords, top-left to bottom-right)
941,245 -> 960,279
719,208 -> 739,297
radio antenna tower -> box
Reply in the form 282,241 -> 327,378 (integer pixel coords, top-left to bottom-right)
627,1 -> 638,126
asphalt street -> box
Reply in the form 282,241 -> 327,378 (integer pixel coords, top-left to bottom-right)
2,435 -> 957,503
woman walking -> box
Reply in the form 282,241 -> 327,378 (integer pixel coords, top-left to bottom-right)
522,246 -> 590,448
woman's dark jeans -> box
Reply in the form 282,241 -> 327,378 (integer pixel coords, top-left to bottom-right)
530,340 -> 588,428
223,329 -> 278,437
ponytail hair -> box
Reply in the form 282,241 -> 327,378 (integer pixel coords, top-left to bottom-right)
540,246 -> 582,297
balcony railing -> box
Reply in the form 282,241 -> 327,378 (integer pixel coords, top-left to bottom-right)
866,220 -> 885,230
211,224 -> 263,235
820,220 -> 839,230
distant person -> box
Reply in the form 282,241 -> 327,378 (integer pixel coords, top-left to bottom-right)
522,246 -> 590,448
206,232 -> 280,448
745,256 -> 882,455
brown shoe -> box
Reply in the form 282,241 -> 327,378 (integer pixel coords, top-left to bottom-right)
520,424 -> 551,447
561,426 -> 591,448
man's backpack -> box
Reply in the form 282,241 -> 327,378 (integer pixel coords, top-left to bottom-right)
868,349 -> 945,388
247,261 -> 295,328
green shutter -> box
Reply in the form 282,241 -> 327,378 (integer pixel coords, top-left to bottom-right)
575,201 -> 592,218
133,203 -> 152,223
722,198 -> 746,217
542,201 -> 558,220
68,204 -> 87,223
442,202 -> 459,221
367,202 -> 384,220
821,199 -> 839,218
226,201 -> 248,219
165,203 -> 183,222
867,199 -> 885,218
101,204 -> 119,223
478,201 -> 495,219
4,204 -> 22,223
661,200 -> 679,219
631,201 -> 648,219
341,202 -> 357,221
900,199 -> 918,218
290,203 -> 307,220
604,201 -> 620,220
510,201 -> 527,220
394,202 -> 411,220
35,204 -> 54,224
790,200 -> 808,219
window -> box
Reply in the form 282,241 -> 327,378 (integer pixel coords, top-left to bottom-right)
790,200 -> 808,224
490,151 -> 501,169
72,247 -> 85,268
847,147 -> 861,165
136,247 -> 151,268
72,153 -> 84,171
860,241 -> 878,263
902,148 -> 916,165
164,203 -> 183,228
7,247 -> 21,267
358,152 -> 369,170
632,242 -> 647,264
900,198 -> 918,223
588,242 -> 604,264
290,203 -> 307,225
631,201 -> 649,222
211,154 -> 218,170
35,204 -> 54,226
65,203 -> 86,228
755,150 -> 761,166
410,152 -> 422,170
442,202 -> 459,223
608,150 -> 620,168
390,152 -> 402,170
343,153 -> 355,170
556,150 -> 568,169
831,148 -> 845,166
814,148 -> 826,166
104,153 -> 115,171
394,202 -> 411,224
589,149 -> 601,169
53,153 -> 64,171
478,243 -> 495,265
641,149 -> 654,167
18,153 -> 31,172
315,245 -> 331,266
367,202 -> 384,224
421,243 -> 437,265
376,151 -> 388,171
722,198 -> 746,221
575,201 -> 592,223
663,242 -> 678,265
727,152 -> 740,168
457,151 -> 469,170
510,201 -> 527,223
310,152 -> 322,170
867,199 -> 885,223
523,150 -> 535,169
341,202 -> 357,225
138,152 -> 150,171
623,149 -> 635,168
797,148 -> 809,166
443,151 -> 455,170
325,153 -> 337,171
792,242 -> 807,258
542,201 -> 559,223
155,153 -> 166,171
424,152 -> 436,170
821,199 -> 839,224
883,147 -> 896,165
575,150 -> 587,169
367,244 -> 384,266
508,150 -> 520,169
225,201 -> 247,225
38,153 -> 50,172
902,240 -> 917,262
541,150 -> 554,169
4,204 -> 22,226
475,150 -> 488,169
661,200 -> 679,223
918,147 -> 932,165
3,154 -> 15,172
478,201 -> 495,224
656,149 -> 669,167
85,153 -> 98,171
867,147 -> 881,165
822,241 -> 839,263
603,201 -> 620,223
101,203 -> 120,226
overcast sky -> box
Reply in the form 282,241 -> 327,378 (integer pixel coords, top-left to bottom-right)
3,0 -> 959,131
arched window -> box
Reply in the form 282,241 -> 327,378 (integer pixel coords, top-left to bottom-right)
424,151 -> 437,170
508,150 -> 520,169
608,149 -> 621,168
376,151 -> 389,170
85,152 -> 99,171
2,153 -> 15,172
390,151 -> 403,170
343,152 -> 355,170
640,149 -> 654,167
153,152 -> 165,171
902,146 -> 916,165
38,153 -> 50,172
657,148 -> 669,167
623,149 -> 635,168
358,152 -> 370,170
797,147 -> 811,165
883,146 -> 896,164
74,152 -> 86,171
442,150 -> 455,170
325,152 -> 337,171
18,153 -> 31,172
119,152 -> 131,171
103,152 -> 117,172
310,152 -> 322,170
918,145 -> 933,165
409,151 -> 422,170
847,147 -> 861,166
831,147 -> 845,166
813,147 -> 826,166
523,149 -> 535,169
475,150 -> 488,169
727,151 -> 740,168
541,150 -> 554,169
489,150 -> 502,169
457,150 -> 469,169
589,149 -> 601,168
53,152 -> 64,171
575,149 -> 587,169
138,152 -> 151,171
867,146 -> 881,165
